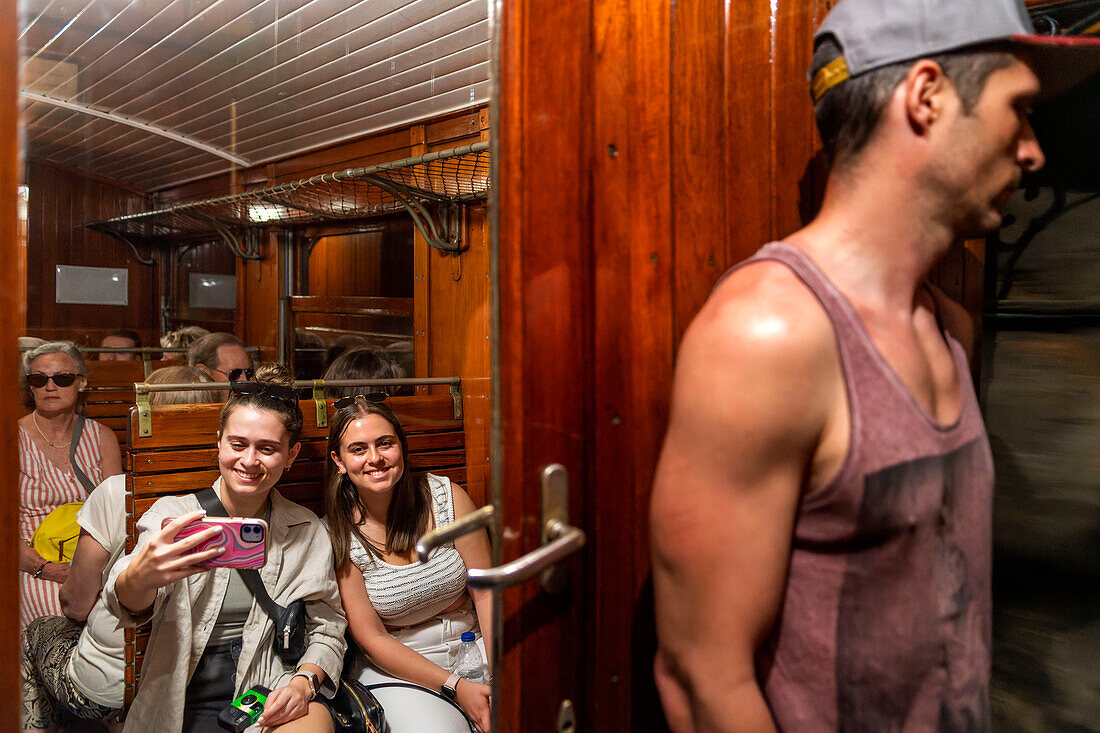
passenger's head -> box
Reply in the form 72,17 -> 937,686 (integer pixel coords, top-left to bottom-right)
216,363 -> 303,503
22,341 -> 88,414
160,326 -> 210,361
322,347 -> 405,398
188,332 -> 252,382
98,330 -> 142,361
810,35 -> 1020,171
324,398 -> 428,566
145,366 -> 221,405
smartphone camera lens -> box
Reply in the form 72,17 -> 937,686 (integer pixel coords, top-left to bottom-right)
241,524 -> 263,542
241,694 -> 257,706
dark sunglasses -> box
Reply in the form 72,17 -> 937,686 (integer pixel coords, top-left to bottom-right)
229,380 -> 299,404
214,367 -> 254,382
333,392 -> 389,409
26,372 -> 80,388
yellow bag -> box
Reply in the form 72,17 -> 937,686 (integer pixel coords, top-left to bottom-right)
31,502 -> 83,563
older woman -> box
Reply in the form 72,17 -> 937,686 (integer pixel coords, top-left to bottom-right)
18,341 -> 122,627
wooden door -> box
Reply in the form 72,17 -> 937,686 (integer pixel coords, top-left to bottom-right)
493,0 -> 825,731
0,0 -> 24,721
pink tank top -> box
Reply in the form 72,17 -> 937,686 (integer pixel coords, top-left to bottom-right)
735,243 -> 995,732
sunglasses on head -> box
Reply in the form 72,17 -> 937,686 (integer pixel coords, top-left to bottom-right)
333,392 -> 389,410
229,380 -> 298,404
214,367 -> 254,382
26,372 -> 80,388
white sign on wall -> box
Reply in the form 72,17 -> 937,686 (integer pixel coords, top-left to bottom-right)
55,265 -> 128,306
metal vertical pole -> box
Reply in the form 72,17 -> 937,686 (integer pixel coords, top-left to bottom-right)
277,229 -> 293,364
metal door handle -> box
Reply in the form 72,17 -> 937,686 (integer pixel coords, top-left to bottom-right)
467,518 -> 585,588
416,505 -> 496,563
466,463 -> 586,590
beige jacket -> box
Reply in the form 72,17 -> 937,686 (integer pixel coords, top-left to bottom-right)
105,480 -> 347,733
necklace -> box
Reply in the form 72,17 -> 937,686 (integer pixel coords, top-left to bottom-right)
31,411 -> 71,450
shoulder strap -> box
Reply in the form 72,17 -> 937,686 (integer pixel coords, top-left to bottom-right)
196,487 -> 286,620
69,416 -> 96,493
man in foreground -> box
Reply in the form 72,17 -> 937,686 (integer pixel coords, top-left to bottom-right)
650,0 -> 1100,730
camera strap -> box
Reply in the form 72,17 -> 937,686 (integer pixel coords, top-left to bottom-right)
196,487 -> 286,621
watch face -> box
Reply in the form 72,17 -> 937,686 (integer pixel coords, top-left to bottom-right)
441,684 -> 457,702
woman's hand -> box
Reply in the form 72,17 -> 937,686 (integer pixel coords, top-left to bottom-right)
455,678 -> 491,733
255,677 -> 313,727
40,561 -> 70,585
116,511 -> 222,614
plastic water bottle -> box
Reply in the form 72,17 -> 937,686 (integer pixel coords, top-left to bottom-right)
452,631 -> 487,684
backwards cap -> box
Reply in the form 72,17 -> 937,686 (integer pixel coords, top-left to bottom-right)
811,0 -> 1100,102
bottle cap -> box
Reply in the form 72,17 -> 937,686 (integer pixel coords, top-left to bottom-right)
461,631 -> 476,643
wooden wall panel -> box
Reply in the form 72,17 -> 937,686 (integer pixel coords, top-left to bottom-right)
421,206 -> 491,507
1,0 -> 23,716
24,160 -> 156,346
236,233 -> 281,362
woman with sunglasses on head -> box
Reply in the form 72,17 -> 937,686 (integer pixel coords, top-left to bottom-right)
325,396 -> 493,733
105,363 -> 346,733
18,341 -> 122,627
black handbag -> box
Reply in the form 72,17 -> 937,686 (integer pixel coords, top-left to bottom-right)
322,678 -> 390,733
197,488 -> 307,665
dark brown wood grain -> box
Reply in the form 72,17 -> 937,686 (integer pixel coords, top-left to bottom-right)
0,0 -> 22,717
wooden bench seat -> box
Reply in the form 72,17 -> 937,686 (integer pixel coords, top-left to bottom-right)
123,393 -> 467,706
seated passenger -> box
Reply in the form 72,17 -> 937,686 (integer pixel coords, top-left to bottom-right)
98,330 -> 142,361
19,341 -> 123,627
106,364 -> 345,732
160,326 -> 210,362
324,398 -> 492,732
20,368 -> 223,732
188,332 -> 253,382
323,347 -> 409,397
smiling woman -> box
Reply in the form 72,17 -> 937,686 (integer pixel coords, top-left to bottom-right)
106,363 -> 346,733
17,340 -> 122,628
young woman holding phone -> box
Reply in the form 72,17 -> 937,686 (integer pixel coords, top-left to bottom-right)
106,364 -> 346,733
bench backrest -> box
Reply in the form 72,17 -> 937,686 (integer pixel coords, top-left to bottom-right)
123,394 -> 466,705
84,360 -> 179,450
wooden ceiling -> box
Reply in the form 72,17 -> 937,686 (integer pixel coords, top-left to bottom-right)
20,0 -> 489,192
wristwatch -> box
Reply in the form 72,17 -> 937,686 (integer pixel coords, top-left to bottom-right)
441,672 -> 461,702
292,670 -> 319,701
31,561 -> 50,579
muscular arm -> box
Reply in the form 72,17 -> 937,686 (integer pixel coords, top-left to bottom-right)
59,531 -> 110,622
650,266 -> 840,733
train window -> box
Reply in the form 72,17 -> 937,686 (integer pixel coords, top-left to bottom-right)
983,71 -> 1099,730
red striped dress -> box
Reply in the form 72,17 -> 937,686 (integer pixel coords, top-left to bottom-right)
18,421 -> 105,627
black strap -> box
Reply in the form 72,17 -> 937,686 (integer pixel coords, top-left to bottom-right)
196,487 -> 286,620
69,415 -> 96,494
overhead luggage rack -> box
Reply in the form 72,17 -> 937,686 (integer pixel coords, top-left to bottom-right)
87,141 -> 489,259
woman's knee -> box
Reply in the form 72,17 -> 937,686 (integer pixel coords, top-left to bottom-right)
265,701 -> 334,733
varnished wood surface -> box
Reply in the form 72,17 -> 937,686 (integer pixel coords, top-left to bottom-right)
497,0 -> 847,730
1,0 -> 23,719
24,159 -> 155,338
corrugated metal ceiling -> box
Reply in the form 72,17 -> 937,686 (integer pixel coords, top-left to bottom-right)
20,0 -> 490,192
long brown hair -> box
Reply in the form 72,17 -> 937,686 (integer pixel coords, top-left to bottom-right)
324,399 -> 430,569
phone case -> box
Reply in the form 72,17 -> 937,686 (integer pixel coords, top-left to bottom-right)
163,517 -> 268,569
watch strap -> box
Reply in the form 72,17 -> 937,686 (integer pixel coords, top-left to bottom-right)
292,670 -> 318,700
442,672 -> 461,698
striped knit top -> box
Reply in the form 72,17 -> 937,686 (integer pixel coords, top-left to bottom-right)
350,474 -> 468,628
19,420 -> 105,626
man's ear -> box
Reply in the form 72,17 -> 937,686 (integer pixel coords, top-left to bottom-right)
903,59 -> 950,134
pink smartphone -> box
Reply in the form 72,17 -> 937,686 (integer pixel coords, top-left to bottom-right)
163,517 -> 268,569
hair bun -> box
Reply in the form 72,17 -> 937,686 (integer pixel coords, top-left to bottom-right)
252,362 -> 294,387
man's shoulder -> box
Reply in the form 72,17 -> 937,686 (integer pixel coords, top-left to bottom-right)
687,257 -> 838,365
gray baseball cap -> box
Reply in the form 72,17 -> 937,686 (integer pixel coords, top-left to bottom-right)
811,0 -> 1100,102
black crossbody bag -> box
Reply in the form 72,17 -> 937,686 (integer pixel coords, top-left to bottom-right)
196,487 -> 307,665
